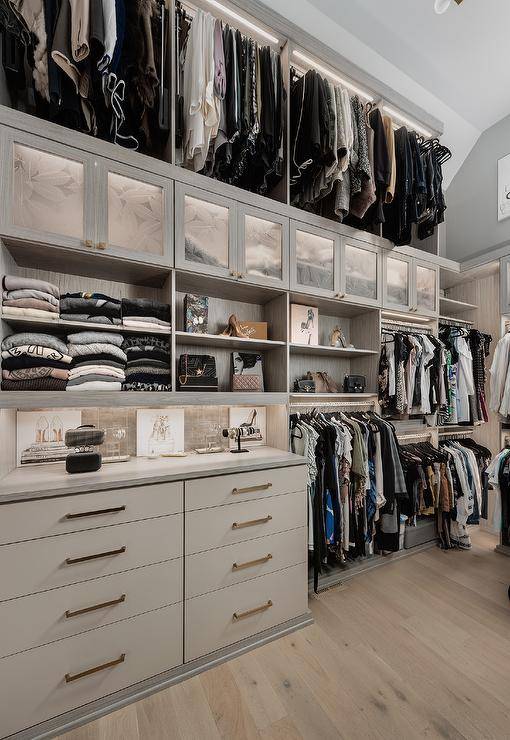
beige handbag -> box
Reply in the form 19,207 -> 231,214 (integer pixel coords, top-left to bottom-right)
307,371 -> 340,393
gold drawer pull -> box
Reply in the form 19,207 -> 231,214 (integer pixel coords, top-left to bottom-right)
233,600 -> 273,621
232,515 -> 272,529
65,505 -> 126,520
97,241 -> 107,250
65,653 -> 125,683
84,239 -> 94,249
65,546 -> 126,565
232,483 -> 272,495
65,594 -> 126,619
233,554 -> 272,571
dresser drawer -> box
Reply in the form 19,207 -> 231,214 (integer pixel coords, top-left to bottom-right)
185,563 -> 308,662
185,491 -> 306,555
0,559 -> 182,659
185,465 -> 306,511
186,527 -> 306,598
0,514 -> 182,601
0,482 -> 183,545
0,604 -> 183,739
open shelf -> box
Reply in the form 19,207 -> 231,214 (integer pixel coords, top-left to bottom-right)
290,393 -> 377,400
439,296 -> 478,314
175,331 -> 285,352
289,343 -> 377,358
0,313 -> 170,336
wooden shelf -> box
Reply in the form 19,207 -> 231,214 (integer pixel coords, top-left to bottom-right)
289,392 -> 377,400
439,296 -> 478,314
0,314 -> 170,336
0,391 -> 289,409
289,342 -> 377,358
175,331 -> 285,352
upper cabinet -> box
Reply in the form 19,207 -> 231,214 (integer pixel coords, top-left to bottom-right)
340,236 -> 381,307
290,222 -> 340,297
383,252 -> 438,316
0,129 -> 173,267
175,183 -> 289,289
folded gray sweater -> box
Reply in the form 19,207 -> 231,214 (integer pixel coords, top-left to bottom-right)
1,332 -> 68,354
3,275 -> 59,299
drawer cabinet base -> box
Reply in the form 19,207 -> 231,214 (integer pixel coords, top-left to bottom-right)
9,611 -> 312,740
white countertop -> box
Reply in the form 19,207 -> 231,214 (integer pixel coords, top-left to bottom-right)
0,447 -> 306,503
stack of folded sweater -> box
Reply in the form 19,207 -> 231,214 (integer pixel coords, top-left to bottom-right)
1,332 -> 71,390
66,332 -> 126,391
122,335 -> 171,391
121,298 -> 171,332
60,292 -> 121,325
2,275 -> 60,320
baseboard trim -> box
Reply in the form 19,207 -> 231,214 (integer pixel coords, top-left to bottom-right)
9,613 -> 313,740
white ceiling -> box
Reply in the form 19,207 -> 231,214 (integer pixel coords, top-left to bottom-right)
307,0 -> 510,132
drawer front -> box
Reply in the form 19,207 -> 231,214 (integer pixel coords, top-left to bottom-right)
0,604 -> 182,739
185,491 -> 306,555
0,559 -> 182,659
186,527 -> 306,598
0,514 -> 182,601
185,465 -> 306,511
0,482 -> 183,545
185,563 -> 308,662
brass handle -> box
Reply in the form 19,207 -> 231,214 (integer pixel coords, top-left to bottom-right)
97,241 -> 107,250
65,594 -> 126,619
65,546 -> 126,565
233,554 -> 272,571
229,269 -> 236,277
232,515 -> 272,529
65,653 -> 125,683
337,292 -> 345,299
232,483 -> 272,495
233,600 -> 273,621
65,505 -> 126,520
84,239 -> 94,248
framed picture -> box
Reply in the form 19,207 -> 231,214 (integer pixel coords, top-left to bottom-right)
136,409 -> 184,457
498,154 -> 510,221
16,409 -> 81,466
228,407 -> 266,447
290,304 -> 319,345
184,293 -> 208,333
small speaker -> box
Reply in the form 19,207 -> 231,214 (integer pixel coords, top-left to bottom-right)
66,452 -> 102,475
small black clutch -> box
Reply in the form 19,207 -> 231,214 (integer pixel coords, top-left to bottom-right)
66,452 -> 102,474
294,378 -> 315,393
65,425 -> 104,475
343,375 -> 366,393
65,425 -> 105,448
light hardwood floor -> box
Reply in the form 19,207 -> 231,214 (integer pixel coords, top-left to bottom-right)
59,530 -> 510,740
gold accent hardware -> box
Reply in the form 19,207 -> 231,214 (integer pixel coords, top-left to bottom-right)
232,483 -> 272,495
65,506 -> 126,520
233,600 -> 273,620
233,554 -> 272,571
232,515 -> 272,529
65,546 -> 126,565
65,654 -> 125,683
97,241 -> 107,250
337,292 -> 345,299
65,594 -> 126,619
84,240 -> 94,248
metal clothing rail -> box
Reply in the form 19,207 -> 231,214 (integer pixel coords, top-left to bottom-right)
381,320 -> 434,334
439,316 -> 474,327
397,432 -> 434,442
289,400 -> 377,409
438,428 -> 475,440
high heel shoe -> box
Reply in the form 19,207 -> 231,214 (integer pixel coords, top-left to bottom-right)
220,314 -> 250,339
240,409 -> 257,427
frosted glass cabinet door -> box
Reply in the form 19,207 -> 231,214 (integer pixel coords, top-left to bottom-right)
238,205 -> 289,288
100,165 -> 172,265
383,254 -> 412,311
415,262 -> 438,316
290,222 -> 339,297
341,238 -> 381,306
1,132 -> 94,249
175,183 -> 236,279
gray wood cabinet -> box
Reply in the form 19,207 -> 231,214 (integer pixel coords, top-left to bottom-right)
290,221 -> 340,298
383,252 -> 438,316
340,236 -> 382,307
500,256 -> 510,315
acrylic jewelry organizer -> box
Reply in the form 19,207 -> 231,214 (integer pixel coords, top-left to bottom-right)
222,426 -> 262,453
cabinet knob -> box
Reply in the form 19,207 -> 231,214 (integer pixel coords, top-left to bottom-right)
97,242 -> 107,250
84,240 -> 94,249
229,270 -> 236,277
337,292 -> 345,300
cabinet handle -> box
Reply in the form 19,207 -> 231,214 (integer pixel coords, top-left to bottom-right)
65,505 -> 126,520
97,241 -> 107,250
84,240 -> 94,249
65,546 -> 126,565
229,269 -> 236,277
65,653 -> 125,683
233,554 -> 272,571
232,515 -> 272,529
232,483 -> 272,495
233,600 -> 273,621
336,292 -> 345,299
65,594 -> 126,619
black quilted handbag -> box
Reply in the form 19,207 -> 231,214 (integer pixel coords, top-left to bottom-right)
178,354 -> 218,391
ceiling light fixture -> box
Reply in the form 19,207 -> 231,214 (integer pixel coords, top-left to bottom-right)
434,0 -> 463,14
292,50 -> 374,102
383,105 -> 434,139
203,0 -> 279,44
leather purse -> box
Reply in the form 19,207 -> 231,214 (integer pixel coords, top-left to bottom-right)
178,354 -> 218,391
64,425 -> 104,475
307,371 -> 340,393
343,374 -> 366,393
294,378 -> 316,393
66,452 -> 102,474
232,375 -> 263,391
65,425 -> 104,448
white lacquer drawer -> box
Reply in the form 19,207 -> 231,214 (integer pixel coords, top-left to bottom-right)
185,465 -> 306,511
0,482 -> 183,545
0,559 -> 182,659
0,514 -> 182,601
185,491 -> 306,555
185,563 -> 308,662
186,527 -> 307,598
0,604 -> 183,739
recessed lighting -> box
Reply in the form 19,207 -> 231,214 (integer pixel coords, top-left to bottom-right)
383,105 -> 434,139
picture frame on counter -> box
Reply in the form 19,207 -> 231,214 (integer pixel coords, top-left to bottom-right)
16,409 -> 81,466
136,408 -> 184,458
228,406 -> 266,447
290,304 -> 319,345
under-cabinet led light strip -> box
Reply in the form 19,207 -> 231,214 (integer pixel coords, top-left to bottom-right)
202,0 -> 280,44
381,311 -> 433,324
383,105 -> 434,139
292,50 -> 374,102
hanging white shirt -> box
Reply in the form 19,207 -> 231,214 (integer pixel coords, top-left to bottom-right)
489,333 -> 510,413
455,335 -> 474,423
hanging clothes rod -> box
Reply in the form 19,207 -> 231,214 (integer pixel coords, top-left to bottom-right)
397,432 -> 434,441
439,316 -> 474,327
289,400 -> 376,409
439,429 -> 475,440
381,322 -> 434,334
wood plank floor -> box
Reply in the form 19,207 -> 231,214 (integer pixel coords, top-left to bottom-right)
59,530 -> 510,740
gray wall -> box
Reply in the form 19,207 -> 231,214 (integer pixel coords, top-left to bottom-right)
446,113 -> 510,261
